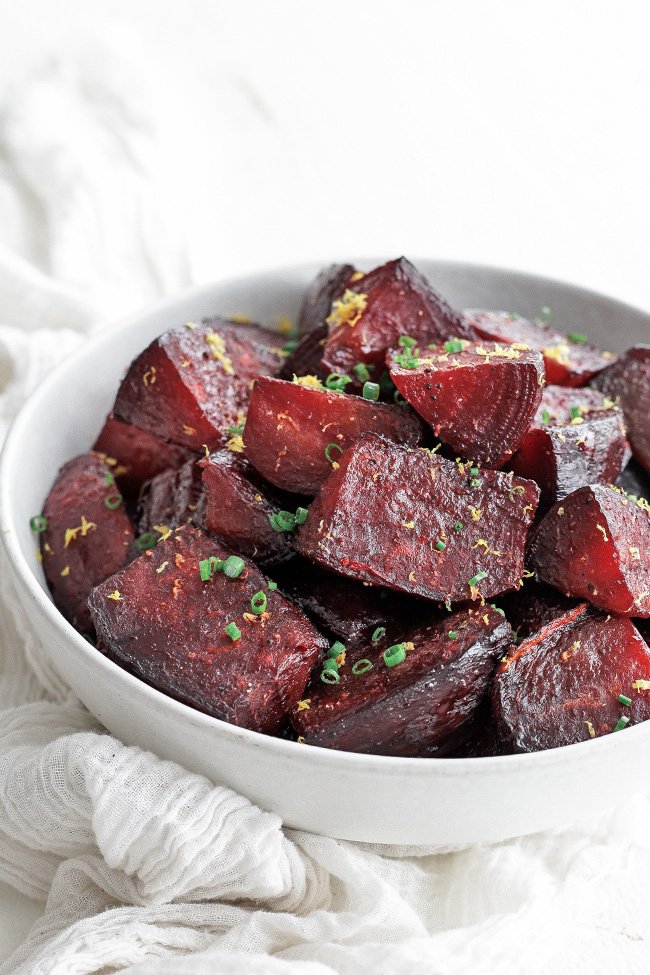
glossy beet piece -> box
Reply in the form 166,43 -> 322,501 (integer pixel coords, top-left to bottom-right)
509,386 -> 629,511
592,345 -> 650,474
295,436 -> 539,603
497,581 -> 579,643
297,263 -> 357,334
278,324 -> 328,381
93,414 -> 194,497
617,458 -> 650,502
272,557 -> 422,643
199,451 -> 294,566
244,376 -> 424,495
465,310 -> 616,387
114,318 -> 284,452
40,453 -> 135,632
291,605 -> 511,755
388,340 -> 544,466
88,526 -> 326,734
442,702 -> 509,757
136,458 -> 205,536
529,484 -> 650,617
322,257 -> 473,376
493,604 -> 650,752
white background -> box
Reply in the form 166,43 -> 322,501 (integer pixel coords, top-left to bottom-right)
1,0 -> 649,960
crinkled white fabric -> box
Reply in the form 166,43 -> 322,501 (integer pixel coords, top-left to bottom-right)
1,45 -> 650,975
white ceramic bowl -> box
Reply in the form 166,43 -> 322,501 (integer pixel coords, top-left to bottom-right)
2,259 -> 649,847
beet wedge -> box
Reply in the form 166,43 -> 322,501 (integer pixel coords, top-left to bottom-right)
88,526 -> 326,734
295,435 -> 539,603
496,581 -> 579,644
278,325 -> 328,381
39,453 -> 135,632
529,484 -> 650,617
321,257 -> 473,377
291,605 -> 511,755
388,339 -> 544,467
465,309 -> 616,386
592,345 -> 650,474
509,385 -> 629,511
244,376 -> 425,495
93,414 -> 194,497
136,458 -> 205,537
113,318 -> 284,452
493,603 -> 650,751
298,263 -> 357,334
199,451 -> 295,566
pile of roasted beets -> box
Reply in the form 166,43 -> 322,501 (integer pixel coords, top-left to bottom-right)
35,258 -> 650,756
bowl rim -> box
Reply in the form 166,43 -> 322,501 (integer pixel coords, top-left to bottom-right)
2,256 -> 649,776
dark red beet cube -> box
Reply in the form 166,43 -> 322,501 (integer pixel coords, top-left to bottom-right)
465,309 -> 616,386
496,581 -> 579,643
114,319 -> 285,451
388,339 -> 544,467
199,451 -> 294,566
295,435 -> 539,603
88,526 -> 326,734
321,257 -> 473,377
529,484 -> 650,617
493,603 -> 650,751
298,263 -> 357,334
592,345 -> 650,474
291,605 -> 511,756
244,376 -> 425,495
508,385 -> 629,511
40,453 -> 135,632
93,414 -> 194,497
136,458 -> 205,537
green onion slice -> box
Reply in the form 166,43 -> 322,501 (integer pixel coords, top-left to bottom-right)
325,442 -> 343,464
435,540 -> 446,552
250,591 -> 267,615
223,555 -> 246,579
540,408 -> 551,424
468,571 -> 488,588
453,521 -> 463,533
371,627 -> 386,643
448,630 -> 459,640
325,373 -> 352,392
225,622 -> 241,641
613,715 -> 630,732
353,362 -> 374,382
104,492 -> 123,510
322,657 -> 339,672
327,641 -> 345,659
362,381 -> 380,401
383,643 -> 407,667
320,669 -> 340,684
567,332 -> 588,344
398,335 -> 417,348
443,339 -> 464,354
267,580 -> 278,591
135,532 -> 159,552
294,507 -> 308,525
29,515 -> 48,533
352,659 -> 373,675
618,693 -> 632,707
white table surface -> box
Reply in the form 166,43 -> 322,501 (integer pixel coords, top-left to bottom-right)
1,0 -> 649,963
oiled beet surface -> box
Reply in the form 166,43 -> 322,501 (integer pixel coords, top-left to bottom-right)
388,340 -> 544,467
592,345 -> 650,474
509,385 -> 629,511
465,309 -> 615,386
295,436 -> 539,603
200,451 -> 294,566
291,606 -> 511,755
244,376 -> 425,495
114,318 -> 284,452
322,258 -> 473,376
529,484 -> 650,617
493,604 -> 650,751
298,263 -> 357,334
88,526 -> 327,734
137,459 -> 205,536
93,414 -> 194,497
497,581 -> 578,644
41,453 -> 135,632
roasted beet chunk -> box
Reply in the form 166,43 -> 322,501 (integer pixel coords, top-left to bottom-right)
529,484 -> 650,617
465,310 -> 616,387
93,414 -> 194,497
298,263 -> 357,334
40,453 -> 135,631
493,604 -> 650,751
592,345 -> 650,474
278,325 -> 328,381
321,258 -> 473,377
88,526 -> 326,734
295,436 -> 539,603
509,386 -> 629,511
113,319 -> 284,452
244,376 -> 424,495
291,606 -> 510,755
388,339 -> 544,467
497,581 -> 579,643
136,458 -> 205,536
199,451 -> 294,566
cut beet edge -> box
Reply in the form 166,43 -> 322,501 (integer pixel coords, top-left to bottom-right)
93,414 -> 195,497
592,345 -> 650,475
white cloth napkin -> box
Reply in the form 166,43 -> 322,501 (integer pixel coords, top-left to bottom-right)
1,46 -> 650,975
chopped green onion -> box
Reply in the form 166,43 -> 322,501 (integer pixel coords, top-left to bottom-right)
320,669 -> 340,684
448,630 -> 459,639
490,604 -> 506,617
469,467 -> 479,477
569,405 -> 581,420
353,362 -> 374,382
453,521 -> 463,533
269,510 -> 297,532
294,507 -> 308,525
323,657 -> 339,672
613,715 -> 630,732
618,693 -> 632,707
362,381 -> 380,401
325,373 -> 352,392
224,622 -> 241,641
104,471 -> 114,486
468,571 -> 488,588
443,339 -> 464,354
352,659 -> 373,675
104,492 -> 123,510
435,540 -> 446,552
29,515 -> 47,533
250,591 -> 267,615
469,478 -> 481,489
267,580 -> 278,591
228,423 -> 245,436
567,332 -> 588,344
395,352 -> 419,369
540,408 -> 551,425
398,335 -> 417,348
135,532 -> 159,552
371,627 -> 386,643
325,442 -> 343,464
199,557 -> 222,581
383,643 -> 407,667
223,555 -> 245,579
327,641 -> 346,659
